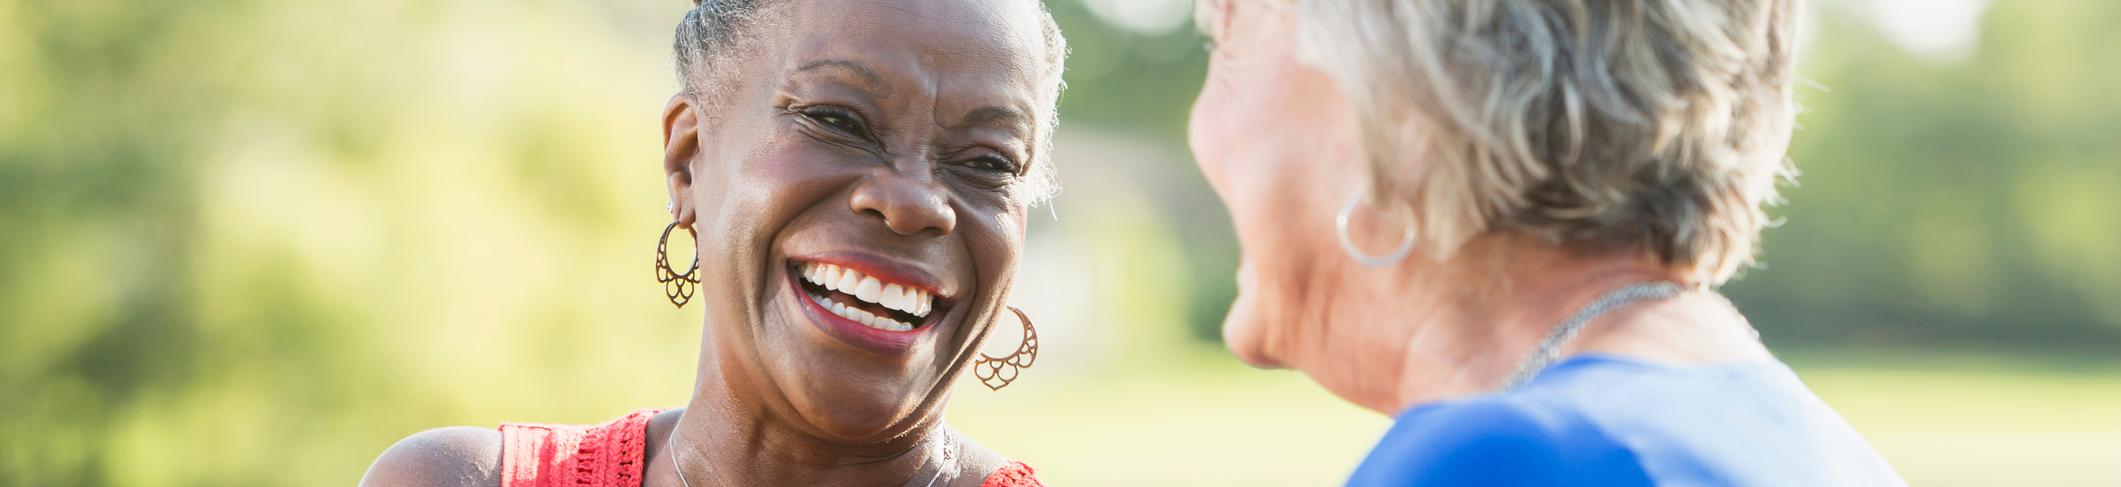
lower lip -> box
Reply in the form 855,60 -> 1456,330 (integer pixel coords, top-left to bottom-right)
788,270 -> 932,355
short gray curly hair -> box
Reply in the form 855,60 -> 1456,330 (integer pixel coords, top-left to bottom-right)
1293,0 -> 1802,283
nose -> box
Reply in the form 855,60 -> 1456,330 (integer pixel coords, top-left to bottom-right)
848,170 -> 956,237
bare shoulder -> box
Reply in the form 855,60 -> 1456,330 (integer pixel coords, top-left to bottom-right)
360,426 -> 503,487
946,426 -> 1018,486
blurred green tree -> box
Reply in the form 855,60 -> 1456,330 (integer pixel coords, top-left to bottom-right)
1,0 -> 2116,485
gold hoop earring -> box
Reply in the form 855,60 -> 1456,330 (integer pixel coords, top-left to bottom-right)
973,307 -> 1039,391
655,221 -> 702,308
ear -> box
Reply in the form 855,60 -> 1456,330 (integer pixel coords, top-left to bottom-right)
663,94 -> 703,226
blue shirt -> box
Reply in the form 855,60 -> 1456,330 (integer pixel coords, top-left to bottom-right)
1347,355 -> 1904,486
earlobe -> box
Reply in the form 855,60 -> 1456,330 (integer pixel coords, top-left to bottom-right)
663,95 -> 703,226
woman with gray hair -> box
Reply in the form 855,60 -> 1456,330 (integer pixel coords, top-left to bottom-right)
361,0 -> 1065,485
1189,0 -> 1902,484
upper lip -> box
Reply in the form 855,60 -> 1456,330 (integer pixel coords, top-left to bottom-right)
788,251 -> 953,300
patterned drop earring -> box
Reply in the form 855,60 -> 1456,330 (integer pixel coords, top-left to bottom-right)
655,221 -> 702,308
973,307 -> 1040,391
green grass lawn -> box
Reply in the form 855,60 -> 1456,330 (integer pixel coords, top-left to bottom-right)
1788,349 -> 2121,487
945,349 -> 2121,486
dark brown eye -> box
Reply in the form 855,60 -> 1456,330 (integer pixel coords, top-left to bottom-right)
804,107 -> 864,135
967,154 -> 1019,175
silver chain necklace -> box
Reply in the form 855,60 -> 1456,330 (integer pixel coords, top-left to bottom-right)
1500,281 -> 1691,389
666,427 -> 953,487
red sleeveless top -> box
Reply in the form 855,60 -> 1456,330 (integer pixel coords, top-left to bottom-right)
497,409 -> 1043,487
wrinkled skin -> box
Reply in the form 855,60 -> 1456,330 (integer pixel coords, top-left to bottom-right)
361,0 -> 1060,485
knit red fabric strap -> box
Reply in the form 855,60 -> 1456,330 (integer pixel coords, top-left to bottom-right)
497,409 -> 663,487
500,408 -> 1038,487
981,461 -> 1044,487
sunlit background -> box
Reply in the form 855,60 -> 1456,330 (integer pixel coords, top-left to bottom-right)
4,0 -> 2118,485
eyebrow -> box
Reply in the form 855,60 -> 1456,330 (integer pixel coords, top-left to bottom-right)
955,106 -> 1033,138
794,59 -> 886,92
795,58 -> 1032,139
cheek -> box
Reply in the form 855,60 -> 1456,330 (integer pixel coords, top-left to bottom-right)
967,210 -> 1025,285
698,135 -> 848,282
712,145 -> 805,239
1186,70 -> 1234,190
1189,64 -> 1277,228
1190,66 -> 1326,244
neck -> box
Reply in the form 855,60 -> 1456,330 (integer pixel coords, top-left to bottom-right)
1304,235 -> 1696,414
661,332 -> 954,486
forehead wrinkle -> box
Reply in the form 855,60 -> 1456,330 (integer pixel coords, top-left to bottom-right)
793,58 -> 890,98
915,20 -> 1045,143
866,0 -> 1034,63
920,56 -> 1035,142
801,0 -> 1051,148
948,106 -> 1033,140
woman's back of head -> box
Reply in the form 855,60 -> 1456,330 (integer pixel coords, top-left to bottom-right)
1292,0 -> 1802,283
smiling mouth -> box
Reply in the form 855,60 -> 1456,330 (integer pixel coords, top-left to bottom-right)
792,260 -> 943,332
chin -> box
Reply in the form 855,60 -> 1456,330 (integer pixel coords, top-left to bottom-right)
754,254 -> 965,443
1222,257 -> 1287,369
788,389 -> 925,441
1220,286 -> 1285,369
1223,326 -> 1279,370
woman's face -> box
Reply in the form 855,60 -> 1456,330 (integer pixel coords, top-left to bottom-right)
1188,1 -> 1415,409
663,0 -> 1055,443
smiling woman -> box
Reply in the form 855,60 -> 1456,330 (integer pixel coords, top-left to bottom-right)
357,0 -> 1067,485
1184,0 -> 1901,484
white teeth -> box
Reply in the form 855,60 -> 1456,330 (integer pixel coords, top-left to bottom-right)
803,263 -> 842,290
797,261 -> 939,327
854,277 -> 882,303
886,286 -> 932,317
880,284 -> 906,313
818,265 -> 839,288
820,296 -> 913,332
835,269 -> 861,294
